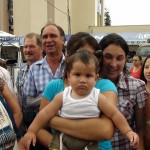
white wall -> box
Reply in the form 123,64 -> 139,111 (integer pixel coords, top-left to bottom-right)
55,0 -> 68,34
0,0 -> 9,32
13,0 -> 99,35
71,0 -> 97,33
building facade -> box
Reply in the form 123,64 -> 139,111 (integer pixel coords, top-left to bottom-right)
0,0 -> 10,33
0,0 -> 104,35
0,0 -> 150,45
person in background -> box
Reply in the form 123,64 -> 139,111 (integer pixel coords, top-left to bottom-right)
99,33 -> 148,150
140,55 -> 150,149
16,32 -> 43,150
23,23 -> 66,103
0,65 -> 14,94
16,33 -> 43,134
0,77 -> 23,149
0,58 -> 22,149
22,24 -> 66,150
23,50 -> 139,150
140,55 -> 150,92
37,32 -> 118,150
1,78 -> 22,128
0,58 -> 7,69
130,55 -> 142,79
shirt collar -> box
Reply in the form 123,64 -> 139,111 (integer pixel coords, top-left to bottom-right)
20,63 -> 28,72
41,54 -> 66,68
117,73 -> 128,89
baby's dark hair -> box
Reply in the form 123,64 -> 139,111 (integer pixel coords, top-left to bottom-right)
65,49 -> 99,77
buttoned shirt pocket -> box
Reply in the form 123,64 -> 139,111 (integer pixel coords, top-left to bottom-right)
118,99 -> 136,122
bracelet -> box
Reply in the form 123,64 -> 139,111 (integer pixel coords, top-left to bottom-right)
125,129 -> 132,136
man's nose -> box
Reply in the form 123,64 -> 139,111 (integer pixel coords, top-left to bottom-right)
25,46 -> 31,51
46,36 -> 52,42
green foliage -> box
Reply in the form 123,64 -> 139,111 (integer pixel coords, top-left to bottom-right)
104,8 -> 111,26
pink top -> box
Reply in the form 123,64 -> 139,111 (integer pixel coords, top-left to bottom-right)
130,66 -> 142,79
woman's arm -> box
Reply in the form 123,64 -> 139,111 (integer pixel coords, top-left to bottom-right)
50,115 -> 114,140
37,97 -> 55,147
39,97 -> 50,110
23,94 -> 63,149
50,91 -> 117,140
39,91 -> 117,143
28,93 -> 63,134
2,84 -> 23,127
144,96 -> 150,150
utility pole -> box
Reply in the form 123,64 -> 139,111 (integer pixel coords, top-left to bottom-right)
67,0 -> 71,34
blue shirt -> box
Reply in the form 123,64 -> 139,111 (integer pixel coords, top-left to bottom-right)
24,55 -> 66,98
16,63 -> 40,125
42,78 -> 117,100
42,78 -> 117,150
16,63 -> 28,108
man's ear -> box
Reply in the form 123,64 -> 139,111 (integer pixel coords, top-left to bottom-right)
61,37 -> 66,44
40,46 -> 44,53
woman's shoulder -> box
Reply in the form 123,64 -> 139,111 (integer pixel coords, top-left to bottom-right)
95,78 -> 117,93
96,78 -> 116,86
42,79 -> 64,100
96,78 -> 113,83
46,78 -> 64,88
127,75 -> 145,85
129,66 -> 133,71
122,75 -> 147,93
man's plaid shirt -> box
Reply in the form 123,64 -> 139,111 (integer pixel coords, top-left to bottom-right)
16,63 -> 36,124
23,55 -> 66,98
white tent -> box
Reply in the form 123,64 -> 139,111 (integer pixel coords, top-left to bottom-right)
0,30 -> 22,65
0,30 -> 20,47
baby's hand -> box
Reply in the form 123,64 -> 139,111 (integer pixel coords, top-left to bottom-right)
126,130 -> 139,148
22,131 -> 36,150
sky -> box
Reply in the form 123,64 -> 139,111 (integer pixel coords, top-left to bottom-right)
105,0 -> 150,26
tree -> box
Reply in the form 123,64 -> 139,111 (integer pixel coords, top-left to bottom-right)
104,8 -> 111,26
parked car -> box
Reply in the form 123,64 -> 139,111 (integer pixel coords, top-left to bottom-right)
137,39 -> 150,60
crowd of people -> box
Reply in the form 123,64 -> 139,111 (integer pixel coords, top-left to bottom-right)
0,23 -> 150,150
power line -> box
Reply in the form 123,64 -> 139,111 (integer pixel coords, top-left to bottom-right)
67,0 -> 71,34
45,0 -> 71,34
45,0 -> 68,16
